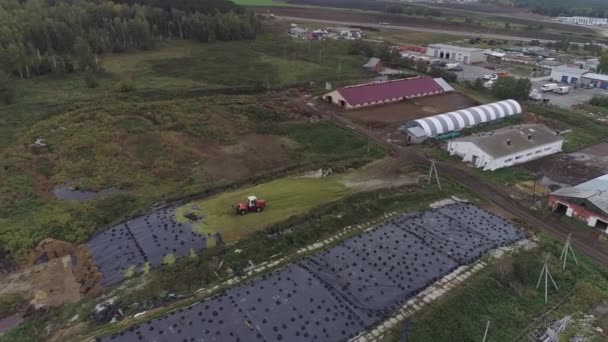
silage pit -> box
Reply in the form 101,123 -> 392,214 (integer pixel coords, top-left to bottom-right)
101,203 -> 526,341
88,207 -> 210,286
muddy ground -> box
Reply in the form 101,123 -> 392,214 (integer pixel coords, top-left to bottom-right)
524,142 -> 608,188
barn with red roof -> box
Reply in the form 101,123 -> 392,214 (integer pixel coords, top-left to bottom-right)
322,76 -> 454,110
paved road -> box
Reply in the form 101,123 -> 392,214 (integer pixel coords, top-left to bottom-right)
318,103 -> 608,268
278,16 -> 557,43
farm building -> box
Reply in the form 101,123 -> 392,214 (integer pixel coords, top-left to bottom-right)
425,43 -> 485,64
581,73 -> 608,90
447,124 -> 563,171
550,65 -> 587,84
322,76 -> 453,110
549,175 -> 608,232
403,99 -> 522,144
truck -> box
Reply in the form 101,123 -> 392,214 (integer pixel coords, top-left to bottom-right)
540,83 -> 559,92
445,63 -> 462,71
235,196 -> 266,216
553,86 -> 570,95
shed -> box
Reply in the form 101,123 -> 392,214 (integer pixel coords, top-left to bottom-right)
403,100 -> 522,143
581,73 -> 608,89
425,44 -> 486,64
549,175 -> 608,232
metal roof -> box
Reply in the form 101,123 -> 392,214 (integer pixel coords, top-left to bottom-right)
552,174 -> 608,215
428,43 -> 484,53
334,76 -> 448,106
582,73 -> 608,82
405,100 -> 522,138
450,124 -> 563,158
552,65 -> 587,75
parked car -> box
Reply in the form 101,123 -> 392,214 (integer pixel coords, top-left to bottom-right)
529,90 -> 543,101
445,63 -> 462,71
483,80 -> 495,89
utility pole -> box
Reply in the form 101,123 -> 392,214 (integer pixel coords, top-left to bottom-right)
536,255 -> 558,304
559,233 -> 579,270
428,160 -> 442,191
482,321 -> 490,342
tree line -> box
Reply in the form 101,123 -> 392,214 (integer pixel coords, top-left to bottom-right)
483,0 -> 608,18
0,0 -> 262,78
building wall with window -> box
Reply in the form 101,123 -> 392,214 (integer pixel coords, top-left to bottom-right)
447,138 -> 563,171
548,195 -> 608,233
425,44 -> 485,64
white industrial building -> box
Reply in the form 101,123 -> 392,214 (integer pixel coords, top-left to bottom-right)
555,16 -> 608,26
403,99 -> 522,143
447,124 -> 564,171
550,65 -> 587,84
426,43 -> 486,64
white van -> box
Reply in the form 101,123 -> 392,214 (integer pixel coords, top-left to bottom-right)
553,86 -> 570,94
541,83 -> 558,92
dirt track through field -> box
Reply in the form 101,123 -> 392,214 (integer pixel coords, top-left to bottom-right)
321,103 -> 608,268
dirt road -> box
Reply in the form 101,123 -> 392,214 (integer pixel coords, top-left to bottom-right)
275,15 -> 557,44
319,103 -> 608,267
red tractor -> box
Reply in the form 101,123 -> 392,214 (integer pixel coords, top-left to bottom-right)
235,196 -> 266,216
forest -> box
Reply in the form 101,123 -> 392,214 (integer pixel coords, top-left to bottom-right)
0,0 -> 262,78
484,0 -> 608,18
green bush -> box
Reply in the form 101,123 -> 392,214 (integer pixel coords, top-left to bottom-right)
589,96 -> 608,108
83,72 -> 99,88
114,78 -> 135,92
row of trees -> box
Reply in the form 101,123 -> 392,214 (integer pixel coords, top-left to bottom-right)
484,0 -> 608,18
0,0 -> 262,77
467,76 -> 532,101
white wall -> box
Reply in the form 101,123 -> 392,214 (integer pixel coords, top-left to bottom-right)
550,69 -> 585,84
426,46 -> 485,64
448,139 -> 563,171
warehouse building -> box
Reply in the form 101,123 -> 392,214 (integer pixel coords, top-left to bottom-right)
447,124 -> 563,171
403,99 -> 522,143
549,175 -> 608,232
550,65 -> 587,84
425,43 -> 485,64
322,76 -> 453,110
581,73 -> 608,90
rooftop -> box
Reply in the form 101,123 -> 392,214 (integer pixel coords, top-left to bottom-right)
428,43 -> 484,53
335,76 -> 448,106
552,175 -> 608,215
452,124 -> 563,158
552,65 -> 588,75
582,73 -> 608,82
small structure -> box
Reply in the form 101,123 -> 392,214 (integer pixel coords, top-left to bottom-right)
447,124 -> 563,171
426,43 -> 486,64
549,175 -> 608,232
363,57 -> 384,72
581,72 -> 608,90
403,99 -> 522,144
322,76 -> 453,110
550,65 -> 587,84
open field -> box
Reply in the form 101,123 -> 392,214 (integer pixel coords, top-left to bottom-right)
0,32 -> 386,261
176,176 -> 353,241
262,4 -> 601,42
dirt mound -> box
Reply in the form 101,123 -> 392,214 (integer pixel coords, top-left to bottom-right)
29,239 -> 102,296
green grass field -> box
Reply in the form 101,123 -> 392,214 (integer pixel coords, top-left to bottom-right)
175,176 -> 353,241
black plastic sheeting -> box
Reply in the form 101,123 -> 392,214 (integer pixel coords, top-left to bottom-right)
88,207 -> 209,286
100,203 -> 526,342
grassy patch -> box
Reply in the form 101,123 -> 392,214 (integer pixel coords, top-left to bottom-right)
176,176 -> 353,241
230,0 -> 287,6
0,294 -> 25,319
401,234 -> 608,341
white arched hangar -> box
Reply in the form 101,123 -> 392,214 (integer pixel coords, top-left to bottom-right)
403,100 -> 522,143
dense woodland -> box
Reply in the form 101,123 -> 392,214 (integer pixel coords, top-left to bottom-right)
484,0 -> 608,18
0,0 -> 261,78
